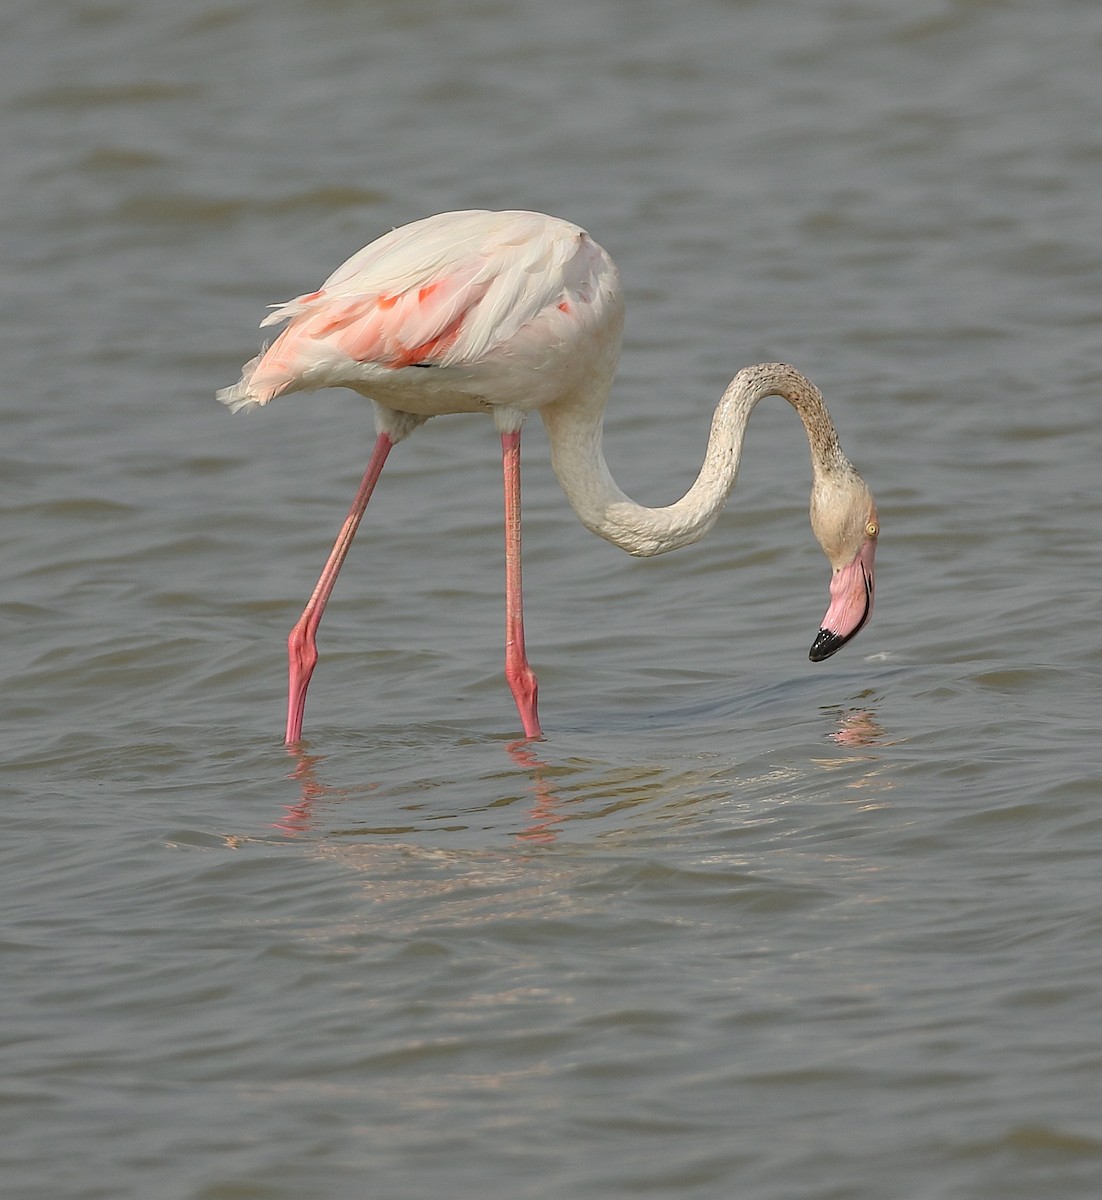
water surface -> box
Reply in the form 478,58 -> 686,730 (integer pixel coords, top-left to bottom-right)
3,1 -> 1102,1197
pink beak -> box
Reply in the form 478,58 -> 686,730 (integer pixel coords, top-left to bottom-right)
809,537 -> 876,662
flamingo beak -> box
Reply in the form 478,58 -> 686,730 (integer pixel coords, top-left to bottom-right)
809,537 -> 876,662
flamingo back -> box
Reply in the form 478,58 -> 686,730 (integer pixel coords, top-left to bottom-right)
218,210 -> 622,416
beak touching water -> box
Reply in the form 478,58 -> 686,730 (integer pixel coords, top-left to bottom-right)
809,536 -> 876,662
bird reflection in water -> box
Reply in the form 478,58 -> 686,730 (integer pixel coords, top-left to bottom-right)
272,695 -> 890,840
829,707 -> 887,747
273,740 -> 564,845
273,748 -> 330,835
505,740 -> 563,845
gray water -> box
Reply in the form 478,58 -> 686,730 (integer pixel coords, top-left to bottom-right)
4,1 -> 1102,1197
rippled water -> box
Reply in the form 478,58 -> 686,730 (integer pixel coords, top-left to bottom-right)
4,0 -> 1102,1197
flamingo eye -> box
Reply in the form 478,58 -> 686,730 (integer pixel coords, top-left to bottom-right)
865,521 -> 879,538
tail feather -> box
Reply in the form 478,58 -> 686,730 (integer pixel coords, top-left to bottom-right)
216,352 -> 265,413
216,346 -> 295,413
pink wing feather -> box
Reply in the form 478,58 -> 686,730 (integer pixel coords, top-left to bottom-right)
261,270 -> 495,373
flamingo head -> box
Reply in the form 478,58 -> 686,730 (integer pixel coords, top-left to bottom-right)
808,476 -> 878,662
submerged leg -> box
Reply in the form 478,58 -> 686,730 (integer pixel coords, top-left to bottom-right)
285,432 -> 394,744
501,430 -> 542,739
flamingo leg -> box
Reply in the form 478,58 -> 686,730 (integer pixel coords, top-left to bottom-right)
285,432 -> 394,744
501,430 -> 542,739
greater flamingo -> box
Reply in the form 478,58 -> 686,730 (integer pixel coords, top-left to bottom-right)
219,209 -> 878,744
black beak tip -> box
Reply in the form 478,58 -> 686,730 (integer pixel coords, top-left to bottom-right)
809,628 -> 844,662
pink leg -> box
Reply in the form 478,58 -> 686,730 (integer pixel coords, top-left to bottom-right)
501,430 -> 542,740
285,432 -> 394,744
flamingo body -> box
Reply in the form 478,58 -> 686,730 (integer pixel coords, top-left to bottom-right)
219,210 -> 623,434
219,210 -> 878,743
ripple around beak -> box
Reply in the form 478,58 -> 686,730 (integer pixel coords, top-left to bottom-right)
809,627 -> 846,662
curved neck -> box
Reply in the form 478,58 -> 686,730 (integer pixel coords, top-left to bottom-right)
540,362 -> 853,557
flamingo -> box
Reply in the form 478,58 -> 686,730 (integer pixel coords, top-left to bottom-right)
218,209 -> 878,744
